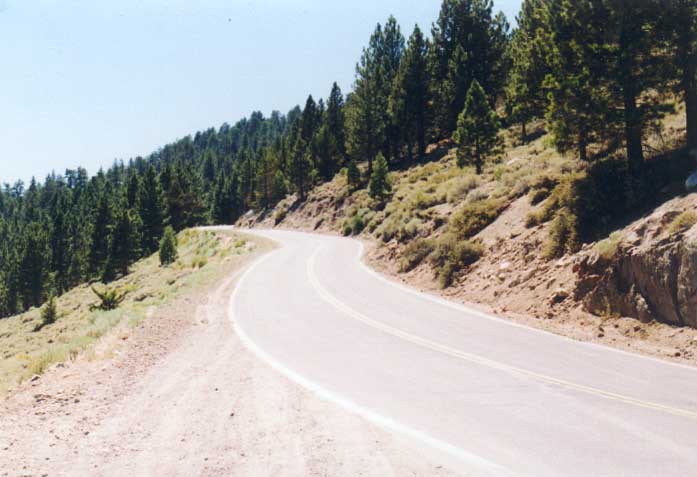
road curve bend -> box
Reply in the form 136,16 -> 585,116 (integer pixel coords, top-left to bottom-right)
229,228 -> 697,477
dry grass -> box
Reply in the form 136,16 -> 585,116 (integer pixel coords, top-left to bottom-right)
0,229 -> 259,394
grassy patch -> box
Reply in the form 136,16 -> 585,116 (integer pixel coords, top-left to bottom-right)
668,211 -> 697,235
429,234 -> 484,288
449,199 -> 507,239
595,232 -> 624,260
0,229 -> 262,395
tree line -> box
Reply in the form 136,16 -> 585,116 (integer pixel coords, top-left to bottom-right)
1,0 -> 695,318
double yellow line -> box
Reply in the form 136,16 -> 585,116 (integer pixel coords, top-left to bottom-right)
307,248 -> 697,421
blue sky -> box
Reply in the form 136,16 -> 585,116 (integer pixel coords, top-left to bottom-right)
0,0 -> 520,184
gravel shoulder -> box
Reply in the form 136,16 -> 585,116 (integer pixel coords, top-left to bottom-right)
0,234 -> 455,477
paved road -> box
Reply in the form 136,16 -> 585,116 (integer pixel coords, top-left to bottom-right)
230,229 -> 697,476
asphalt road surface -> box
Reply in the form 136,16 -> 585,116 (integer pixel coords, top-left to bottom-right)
230,228 -> 697,476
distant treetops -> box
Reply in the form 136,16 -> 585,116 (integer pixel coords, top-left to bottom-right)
1,0 -> 694,318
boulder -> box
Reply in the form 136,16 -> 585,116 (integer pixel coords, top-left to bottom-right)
576,225 -> 697,328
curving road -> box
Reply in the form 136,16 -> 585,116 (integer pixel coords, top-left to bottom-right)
230,229 -> 697,476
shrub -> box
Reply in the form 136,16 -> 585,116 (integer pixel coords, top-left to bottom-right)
446,175 -> 479,203
159,226 -> 178,266
34,296 -> 58,332
449,199 -> 506,239
399,239 -> 434,272
668,211 -> 697,235
543,209 -> 578,260
595,232 -> 623,260
429,234 -> 483,288
274,207 -> 288,225
411,190 -> 439,210
90,286 -> 127,311
342,208 -> 372,236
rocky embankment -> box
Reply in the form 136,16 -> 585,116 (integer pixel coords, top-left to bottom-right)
576,195 -> 697,328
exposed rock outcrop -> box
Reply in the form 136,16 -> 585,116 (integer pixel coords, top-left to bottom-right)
576,200 -> 697,328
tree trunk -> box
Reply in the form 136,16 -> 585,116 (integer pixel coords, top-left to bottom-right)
579,129 -> 588,162
681,9 -> 697,154
521,121 -> 527,144
624,89 -> 644,167
619,7 -> 644,167
417,111 -> 426,161
475,140 -> 482,174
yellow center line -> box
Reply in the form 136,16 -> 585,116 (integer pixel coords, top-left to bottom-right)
307,248 -> 697,420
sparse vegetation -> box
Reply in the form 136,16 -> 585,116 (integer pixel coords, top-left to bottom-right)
399,239 -> 434,272
0,230 -> 261,394
595,232 -> 624,261
429,234 -> 483,288
91,286 -> 127,311
668,211 -> 697,235
34,296 -> 58,332
449,199 -> 507,239
543,209 -> 578,260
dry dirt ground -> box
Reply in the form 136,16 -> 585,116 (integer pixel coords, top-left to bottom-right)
0,238 -> 456,476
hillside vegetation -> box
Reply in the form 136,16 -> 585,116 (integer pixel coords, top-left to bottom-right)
1,0 -> 695,328
0,229 -> 259,395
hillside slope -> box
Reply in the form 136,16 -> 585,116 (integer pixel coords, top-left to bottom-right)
240,112 -> 697,365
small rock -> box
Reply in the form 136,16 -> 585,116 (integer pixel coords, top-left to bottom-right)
597,333 -> 605,338
675,351 -> 682,357
550,289 -> 569,305
30,375 -> 40,383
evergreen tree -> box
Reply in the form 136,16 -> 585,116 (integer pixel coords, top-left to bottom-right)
347,18 -> 404,172
159,226 -> 178,266
346,159 -> 361,192
666,0 -> 697,153
390,24 -> 430,161
369,153 -> 392,200
454,80 -> 502,174
18,222 -> 50,309
326,82 -> 347,164
126,173 -> 140,209
505,0 -> 549,143
138,165 -> 164,254
103,208 -> 140,281
49,195 -> 70,293
300,95 -> 321,144
430,0 -> 510,136
89,192 -> 113,276
289,137 -> 313,200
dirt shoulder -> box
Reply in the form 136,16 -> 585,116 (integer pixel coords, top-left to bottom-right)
0,231 -> 455,477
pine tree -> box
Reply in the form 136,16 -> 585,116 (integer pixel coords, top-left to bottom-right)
666,0 -> 697,153
49,195 -> 70,293
159,226 -> 178,266
505,0 -> 548,143
289,136 -> 312,200
103,207 -> 140,281
347,159 -> 361,193
430,0 -> 510,137
126,173 -> 140,209
89,191 -> 113,276
347,18 -> 404,173
138,165 -> 164,254
454,80 -> 502,174
390,24 -> 430,161
326,82 -> 347,165
18,222 -> 50,309
300,95 -> 321,144
369,153 -> 391,200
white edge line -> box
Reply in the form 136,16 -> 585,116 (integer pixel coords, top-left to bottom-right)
351,239 -> 697,374
227,245 -> 513,477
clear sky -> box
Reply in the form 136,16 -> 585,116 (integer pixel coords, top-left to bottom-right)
0,0 -> 520,184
